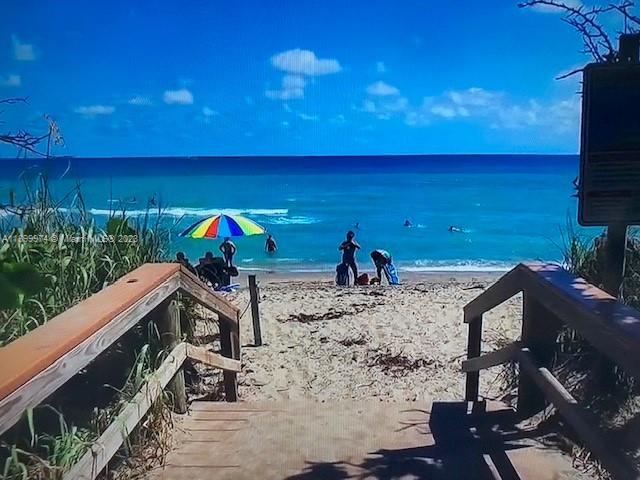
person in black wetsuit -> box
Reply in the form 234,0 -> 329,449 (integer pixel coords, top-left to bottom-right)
338,230 -> 360,284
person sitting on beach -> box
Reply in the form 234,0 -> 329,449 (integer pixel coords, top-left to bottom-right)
175,251 -> 197,275
219,238 -> 237,267
265,234 -> 277,254
404,219 -> 412,227
339,230 -> 360,283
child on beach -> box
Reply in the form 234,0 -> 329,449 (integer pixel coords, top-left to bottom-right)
339,230 -> 360,283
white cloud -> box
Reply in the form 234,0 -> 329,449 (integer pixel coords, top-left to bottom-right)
11,35 -> 36,61
332,114 -> 346,124
447,87 -> 497,107
366,81 -> 400,96
361,95 -> 409,119
376,61 -> 386,73
266,74 -> 306,100
430,105 -> 458,118
271,49 -> 341,76
128,95 -> 152,106
74,105 -> 116,117
163,89 -> 193,105
1,74 -> 21,87
298,113 -> 318,121
361,85 -> 580,134
202,106 -> 218,117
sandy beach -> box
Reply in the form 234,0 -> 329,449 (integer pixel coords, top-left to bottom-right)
214,272 -> 522,403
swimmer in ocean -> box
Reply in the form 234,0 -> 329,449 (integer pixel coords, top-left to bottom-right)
448,225 -> 463,233
265,234 -> 277,254
404,219 -> 412,227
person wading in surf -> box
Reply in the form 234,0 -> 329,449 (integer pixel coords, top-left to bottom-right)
219,237 -> 237,267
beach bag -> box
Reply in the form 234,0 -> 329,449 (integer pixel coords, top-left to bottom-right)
356,273 -> 369,285
382,262 -> 400,285
336,263 -> 349,286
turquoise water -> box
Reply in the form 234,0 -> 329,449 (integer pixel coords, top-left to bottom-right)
0,155 -> 597,272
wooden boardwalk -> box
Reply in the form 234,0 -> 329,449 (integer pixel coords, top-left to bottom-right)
147,400 -> 585,480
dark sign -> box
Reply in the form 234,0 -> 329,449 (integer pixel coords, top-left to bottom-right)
579,63 -> 640,226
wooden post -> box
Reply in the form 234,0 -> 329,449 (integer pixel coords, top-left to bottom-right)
517,292 -> 561,418
158,299 -> 187,414
248,275 -> 262,346
603,223 -> 627,297
219,317 -> 239,402
465,315 -> 482,401
594,223 -> 628,391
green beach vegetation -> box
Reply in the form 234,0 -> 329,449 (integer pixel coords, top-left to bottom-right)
0,103 -> 180,479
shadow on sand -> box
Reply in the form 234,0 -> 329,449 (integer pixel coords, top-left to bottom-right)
285,401 -> 554,480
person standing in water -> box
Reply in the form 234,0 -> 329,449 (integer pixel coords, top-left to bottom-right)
265,234 -> 277,254
339,230 -> 360,283
219,237 -> 237,267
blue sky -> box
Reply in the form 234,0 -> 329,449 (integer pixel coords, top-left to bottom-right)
0,0 -> 611,156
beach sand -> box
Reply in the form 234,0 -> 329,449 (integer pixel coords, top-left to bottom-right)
217,272 -> 521,403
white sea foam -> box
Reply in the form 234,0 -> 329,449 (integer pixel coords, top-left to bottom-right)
84,207 -> 289,218
264,216 -> 320,225
400,261 -> 514,273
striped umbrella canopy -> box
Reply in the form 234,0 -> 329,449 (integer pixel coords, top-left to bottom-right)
180,213 -> 266,239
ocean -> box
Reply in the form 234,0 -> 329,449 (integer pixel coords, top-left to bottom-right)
0,155 -> 597,273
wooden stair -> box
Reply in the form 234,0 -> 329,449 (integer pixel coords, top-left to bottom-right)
147,399 -> 586,480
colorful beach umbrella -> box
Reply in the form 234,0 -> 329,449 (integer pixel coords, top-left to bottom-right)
180,213 -> 266,239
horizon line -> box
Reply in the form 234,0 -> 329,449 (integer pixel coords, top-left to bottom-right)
0,152 -> 579,161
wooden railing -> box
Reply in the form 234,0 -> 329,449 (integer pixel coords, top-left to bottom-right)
0,263 -> 242,480
463,262 -> 640,480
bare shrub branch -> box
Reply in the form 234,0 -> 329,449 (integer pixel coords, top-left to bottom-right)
519,1 -> 640,62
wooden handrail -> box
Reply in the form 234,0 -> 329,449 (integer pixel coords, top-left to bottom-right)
463,262 -> 640,479
465,262 -> 640,380
0,262 -> 241,437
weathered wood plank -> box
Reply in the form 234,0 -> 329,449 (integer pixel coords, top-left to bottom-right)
186,344 -> 241,372
517,293 -> 562,416
516,348 -> 638,480
462,342 -> 520,373
64,343 -> 186,480
521,263 -> 640,381
178,267 -> 240,323
248,275 -> 262,346
464,315 -> 482,401
157,300 -> 187,413
0,274 -> 181,436
0,263 -> 181,403
219,321 -> 238,402
463,267 -> 523,322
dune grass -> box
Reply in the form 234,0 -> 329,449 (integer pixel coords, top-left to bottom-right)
0,175 -> 168,347
0,175 -> 176,479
